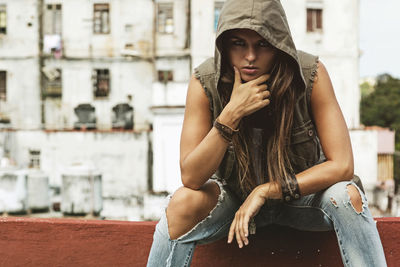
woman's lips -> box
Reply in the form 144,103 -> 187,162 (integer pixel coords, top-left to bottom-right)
241,67 -> 259,75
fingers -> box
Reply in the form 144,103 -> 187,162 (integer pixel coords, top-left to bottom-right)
243,217 -> 249,242
239,216 -> 249,246
260,90 -> 270,99
227,219 -> 236,244
227,214 -> 250,248
257,83 -> 268,92
233,66 -> 242,88
252,73 -> 271,85
235,221 -> 243,248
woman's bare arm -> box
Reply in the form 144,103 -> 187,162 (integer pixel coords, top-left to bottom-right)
180,69 -> 270,190
295,60 -> 354,195
256,60 -> 354,198
179,74 -> 230,189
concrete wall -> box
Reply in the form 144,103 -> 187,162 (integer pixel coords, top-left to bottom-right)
152,57 -> 189,106
0,217 -> 399,266
190,0 -> 218,68
282,0 -> 360,129
44,59 -> 154,130
350,129 -> 378,200
0,130 -> 149,220
0,0 -> 39,57
0,0 -> 41,129
2,130 -> 148,193
0,59 -> 41,129
156,0 -> 189,55
152,109 -> 184,193
49,0 -> 154,58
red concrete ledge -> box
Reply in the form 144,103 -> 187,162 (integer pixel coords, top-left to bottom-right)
0,217 -> 398,266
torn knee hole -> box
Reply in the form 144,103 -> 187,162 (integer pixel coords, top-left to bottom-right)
347,184 -> 363,213
330,197 -> 338,207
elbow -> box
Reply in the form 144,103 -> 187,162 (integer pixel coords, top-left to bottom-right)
340,160 -> 354,181
180,168 -> 202,190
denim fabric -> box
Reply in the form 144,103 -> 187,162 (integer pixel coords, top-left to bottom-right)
147,180 -> 387,267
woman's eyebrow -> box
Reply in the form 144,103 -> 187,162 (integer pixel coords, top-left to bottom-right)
229,35 -> 266,43
229,35 -> 243,40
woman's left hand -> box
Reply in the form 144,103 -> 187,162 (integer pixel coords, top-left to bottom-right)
227,182 -> 281,248
227,185 -> 268,248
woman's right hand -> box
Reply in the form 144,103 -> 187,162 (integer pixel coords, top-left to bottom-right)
229,66 -> 271,119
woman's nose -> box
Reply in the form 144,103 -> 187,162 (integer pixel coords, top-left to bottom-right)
245,46 -> 256,62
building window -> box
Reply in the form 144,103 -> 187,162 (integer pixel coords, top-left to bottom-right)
93,69 -> 110,98
157,3 -> 174,34
0,71 -> 6,101
44,4 -> 62,57
45,4 -> 62,35
307,8 -> 323,32
94,3 -> 110,34
214,1 -> 224,32
43,67 -> 62,98
158,70 -> 173,83
0,5 -> 6,34
29,149 -> 41,169
378,154 -> 394,181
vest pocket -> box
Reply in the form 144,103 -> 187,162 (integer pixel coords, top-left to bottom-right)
289,120 -> 320,172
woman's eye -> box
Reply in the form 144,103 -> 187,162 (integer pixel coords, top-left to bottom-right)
259,41 -> 272,48
232,40 -> 245,46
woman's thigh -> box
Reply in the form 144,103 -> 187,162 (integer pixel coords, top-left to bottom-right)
273,180 -> 368,231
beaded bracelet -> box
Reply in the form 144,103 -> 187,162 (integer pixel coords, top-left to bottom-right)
213,117 -> 239,143
281,172 -> 301,202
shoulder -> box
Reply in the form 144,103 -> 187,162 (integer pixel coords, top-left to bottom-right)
194,57 -> 216,77
193,58 -> 218,111
297,50 -> 319,70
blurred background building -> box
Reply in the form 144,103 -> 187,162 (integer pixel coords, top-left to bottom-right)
0,0 -> 396,220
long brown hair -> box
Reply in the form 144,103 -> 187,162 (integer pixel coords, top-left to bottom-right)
218,34 -> 299,198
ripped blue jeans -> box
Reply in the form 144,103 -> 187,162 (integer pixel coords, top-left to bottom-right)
147,180 -> 387,267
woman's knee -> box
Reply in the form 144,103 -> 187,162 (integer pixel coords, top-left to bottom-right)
323,181 -> 365,214
166,181 -> 221,223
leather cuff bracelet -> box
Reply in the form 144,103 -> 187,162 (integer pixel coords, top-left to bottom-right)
281,172 -> 301,202
213,117 -> 239,143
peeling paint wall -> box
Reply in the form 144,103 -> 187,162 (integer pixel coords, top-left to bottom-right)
0,130 -> 148,196
350,130 -> 378,200
0,59 -> 41,129
282,0 -> 360,129
0,0 -> 41,129
42,0 -> 155,130
190,0 -> 220,69
152,110 -> 184,193
0,0 -> 38,57
156,0 -> 188,55
43,59 -> 153,130
53,0 -> 154,58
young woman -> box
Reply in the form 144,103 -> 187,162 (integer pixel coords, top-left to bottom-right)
147,0 -> 387,266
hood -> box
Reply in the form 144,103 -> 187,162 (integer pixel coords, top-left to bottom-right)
214,0 -> 306,90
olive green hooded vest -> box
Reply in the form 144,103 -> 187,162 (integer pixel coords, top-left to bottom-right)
193,0 -> 362,200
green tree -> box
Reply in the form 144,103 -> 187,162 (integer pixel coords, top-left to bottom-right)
360,74 -> 400,188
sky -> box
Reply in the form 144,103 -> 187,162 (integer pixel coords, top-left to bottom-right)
359,0 -> 400,78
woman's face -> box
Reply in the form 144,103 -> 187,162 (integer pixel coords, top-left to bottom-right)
226,29 -> 277,82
